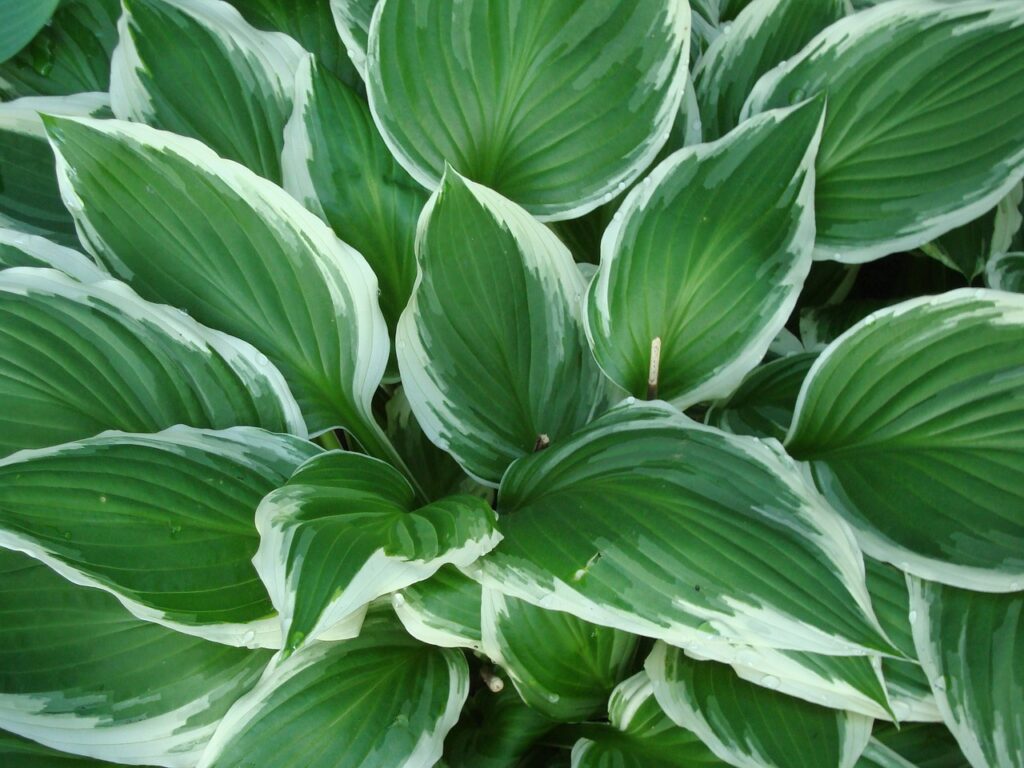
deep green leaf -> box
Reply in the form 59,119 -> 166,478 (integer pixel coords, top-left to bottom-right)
393,564 -> 483,651
986,251 -> 1024,293
0,0 -> 60,63
443,686 -> 556,768
872,723 -> 971,768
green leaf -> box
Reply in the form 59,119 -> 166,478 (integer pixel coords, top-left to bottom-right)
110,0 -> 305,183
196,610 -> 468,768
744,0 -> 1024,263
443,686 -> 556,768
986,251 -> 1024,293
872,723 -> 971,768
786,290 -> 1024,592
253,450 -> 499,652
482,589 -> 638,722
396,170 -> 607,485
0,268 -> 305,457
224,0 -> 360,88
0,0 -> 59,63
330,0 -> 375,80
0,728 -> 149,767
706,352 -> 818,441
393,565 -> 483,651
0,426 -> 319,646
585,98 -> 824,406
909,579 -> 1024,768
44,116 -> 395,456
367,0 -> 691,220
478,401 -> 892,658
0,548 -> 271,767
799,300 -> 892,352
570,671 -> 727,768
647,643 -> 873,768
855,740 -> 918,768
0,230 -> 105,280
0,93 -> 108,246
0,0 -> 120,98
282,55 -> 427,375
694,0 -> 844,139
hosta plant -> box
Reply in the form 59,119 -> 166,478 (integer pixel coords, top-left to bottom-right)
1,0 -> 1023,766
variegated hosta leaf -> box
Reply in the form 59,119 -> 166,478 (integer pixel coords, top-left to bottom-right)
254,450 -> 499,653
0,0 -> 59,61
694,0 -> 844,139
871,722 -> 971,768
0,728 -> 147,767
570,672 -> 727,768
799,300 -> 892,352
329,0 -> 375,81
986,251 -> 1024,293
477,400 -> 892,658
482,589 -> 638,722
909,579 -> 1024,768
443,686 -> 556,768
0,0 -> 120,98
397,170 -> 607,485
855,740 -> 918,768
585,99 -> 823,407
0,548 -> 271,767
224,0 -> 360,88
647,643 -> 874,768
786,290 -> 1024,592
0,427 -> 319,647
705,352 -> 817,441
197,610 -> 468,768
111,0 -> 304,183
283,55 -> 426,373
743,0 -> 1024,263
0,268 -> 305,457
367,0 -> 691,220
0,230 -> 106,280
44,116 -> 395,455
0,92 -> 108,245
393,565 -> 483,651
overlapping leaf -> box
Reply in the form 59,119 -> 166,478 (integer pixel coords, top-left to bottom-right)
0,230 -> 105,280
0,0 -> 59,62
393,565 -> 483,651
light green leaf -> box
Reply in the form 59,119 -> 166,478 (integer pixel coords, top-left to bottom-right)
585,98 -> 823,407
0,230 -> 106,280
477,400 -> 892,658
647,643 -> 873,768
0,0 -> 120,98
443,686 -> 556,768
393,565 -> 483,651
786,289 -> 1024,592
224,0 -> 360,88
0,548 -> 270,767
0,426 -> 319,647
0,0 -> 59,62
196,610 -> 468,768
283,55 -> 426,374
694,0 -> 844,139
743,0 -> 1024,263
482,589 -> 638,722
570,672 -> 727,768
367,0 -> 691,220
396,170 -> 607,485
44,116 -> 395,457
0,92 -> 108,246
871,723 -> 971,768
110,0 -> 305,183
706,352 -> 817,441
254,450 -> 499,653
986,251 -> 1024,293
330,0 -> 375,80
909,579 -> 1024,768
0,268 -> 305,457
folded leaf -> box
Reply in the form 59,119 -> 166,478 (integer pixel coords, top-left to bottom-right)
330,0 -> 375,80
254,450 -> 499,653
787,289 -> 1024,592
0,229 -> 106,280
367,0 -> 691,219
694,0 -> 844,139
0,268 -> 305,457
871,722 -> 971,768
647,643 -> 873,768
444,687 -> 557,768
0,548 -> 271,767
111,0 -> 305,182
743,0 -> 1024,263
397,170 -> 607,484
478,400 -> 892,657
482,589 -> 637,722
44,116 -> 394,454
197,610 -> 468,768
0,728 -> 150,767
909,579 -> 1024,768
986,251 -> 1024,293
0,426 -> 319,647
585,98 -> 823,406
393,565 -> 483,651
0,0 -> 59,62
570,671 -> 727,768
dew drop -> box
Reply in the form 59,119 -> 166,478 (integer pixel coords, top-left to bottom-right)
169,524 -> 182,538
624,396 -> 636,405
393,592 -> 406,606
761,675 -> 781,690
737,649 -> 757,666
256,353 -> 269,366
545,692 -> 561,704
572,568 -> 587,582
908,610 -> 918,623
241,630 -> 257,648
99,495 -> 108,503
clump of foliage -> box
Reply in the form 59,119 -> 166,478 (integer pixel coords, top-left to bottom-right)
0,0 -> 1022,766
